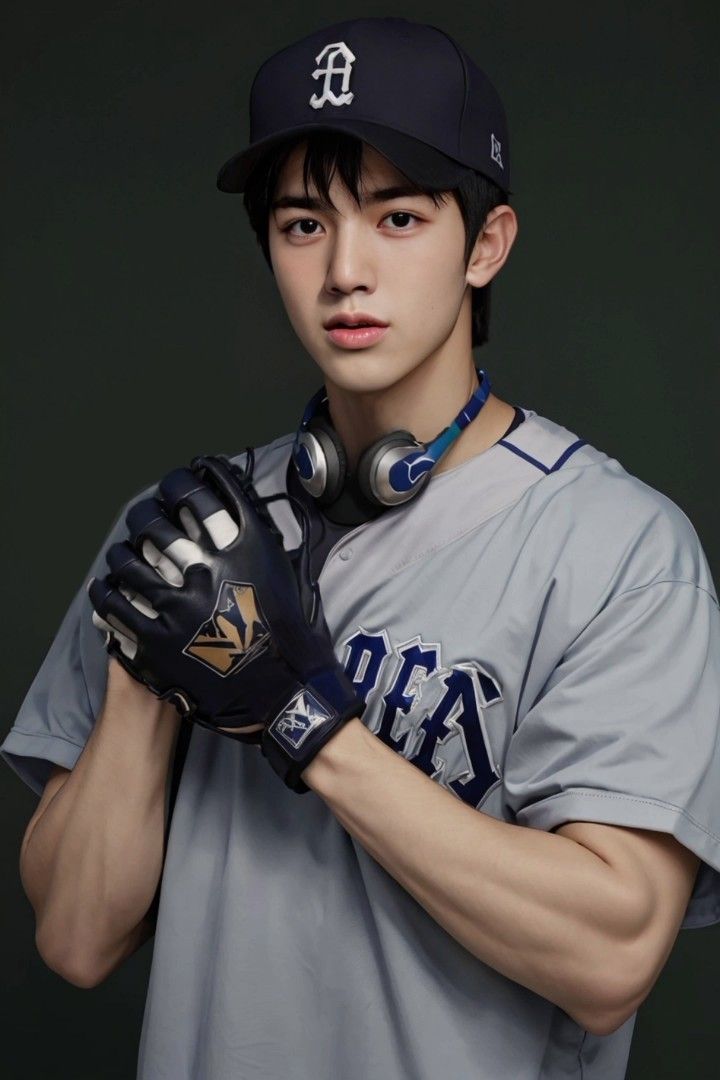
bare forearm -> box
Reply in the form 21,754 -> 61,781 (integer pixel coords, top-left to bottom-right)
22,658 -> 181,982
303,719 -> 641,1030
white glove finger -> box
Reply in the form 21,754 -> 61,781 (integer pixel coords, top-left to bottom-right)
204,507 -> 239,549
118,584 -> 159,620
140,537 -> 187,585
91,610 -> 138,660
179,504 -> 239,550
178,505 -> 202,542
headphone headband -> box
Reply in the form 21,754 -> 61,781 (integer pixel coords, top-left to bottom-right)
387,368 -> 491,493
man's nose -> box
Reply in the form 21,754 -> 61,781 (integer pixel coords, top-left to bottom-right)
324,225 -> 377,295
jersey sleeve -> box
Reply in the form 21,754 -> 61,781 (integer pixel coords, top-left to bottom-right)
502,575 -> 720,929
0,486 -> 153,797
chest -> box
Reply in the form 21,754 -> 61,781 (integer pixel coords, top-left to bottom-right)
314,509 -> 578,811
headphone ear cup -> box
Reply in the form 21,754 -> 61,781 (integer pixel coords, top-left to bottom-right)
355,431 -> 424,508
304,415 -> 348,506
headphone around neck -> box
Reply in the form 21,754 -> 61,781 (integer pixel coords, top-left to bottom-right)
291,366 -> 491,523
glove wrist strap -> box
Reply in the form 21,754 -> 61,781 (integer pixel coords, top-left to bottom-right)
260,669 -> 366,794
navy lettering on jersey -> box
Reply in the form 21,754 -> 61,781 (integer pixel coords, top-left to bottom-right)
342,628 -> 503,808
376,638 -> 440,751
343,626 -> 390,700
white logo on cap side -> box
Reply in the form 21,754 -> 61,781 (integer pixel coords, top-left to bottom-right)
310,41 -> 356,109
490,133 -> 503,169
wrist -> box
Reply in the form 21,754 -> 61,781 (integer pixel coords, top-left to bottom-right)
104,657 -> 181,735
300,715 -> 370,792
259,671 -> 366,794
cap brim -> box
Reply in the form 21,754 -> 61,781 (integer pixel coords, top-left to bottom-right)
216,119 -> 477,194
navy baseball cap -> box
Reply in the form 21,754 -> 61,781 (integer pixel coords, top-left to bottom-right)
216,16 -> 512,196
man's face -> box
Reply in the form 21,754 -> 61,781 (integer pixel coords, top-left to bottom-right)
267,141 -> 473,395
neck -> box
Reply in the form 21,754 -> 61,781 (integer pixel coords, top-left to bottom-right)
323,353 -> 516,478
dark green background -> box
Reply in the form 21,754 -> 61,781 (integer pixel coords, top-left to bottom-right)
2,2 -> 718,1077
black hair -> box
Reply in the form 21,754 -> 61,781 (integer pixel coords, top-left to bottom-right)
241,130 -> 510,349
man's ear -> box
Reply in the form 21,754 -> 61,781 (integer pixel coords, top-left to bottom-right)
465,205 -> 518,289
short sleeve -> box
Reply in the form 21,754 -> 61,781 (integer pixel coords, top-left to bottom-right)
502,579 -> 720,929
1,486 -> 154,797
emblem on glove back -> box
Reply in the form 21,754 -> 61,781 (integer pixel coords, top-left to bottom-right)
183,579 -> 270,676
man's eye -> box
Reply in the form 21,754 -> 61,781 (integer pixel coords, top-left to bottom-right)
382,211 -> 420,230
282,218 -> 321,236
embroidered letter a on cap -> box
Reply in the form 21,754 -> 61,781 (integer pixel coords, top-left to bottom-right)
310,41 -> 356,109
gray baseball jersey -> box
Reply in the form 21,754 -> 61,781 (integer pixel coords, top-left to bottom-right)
3,405 -> 720,1080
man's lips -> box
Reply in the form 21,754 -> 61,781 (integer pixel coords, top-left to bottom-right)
323,312 -> 389,329
326,325 -> 389,349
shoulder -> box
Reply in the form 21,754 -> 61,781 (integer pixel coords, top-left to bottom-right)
512,412 -> 715,601
114,432 -> 297,521
225,431 -> 295,493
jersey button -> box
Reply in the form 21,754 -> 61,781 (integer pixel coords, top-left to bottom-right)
339,548 -> 353,561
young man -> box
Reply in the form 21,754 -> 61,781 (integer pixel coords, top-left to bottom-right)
3,16 -> 719,1080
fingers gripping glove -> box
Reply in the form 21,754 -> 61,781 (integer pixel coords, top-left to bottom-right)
87,451 -> 366,793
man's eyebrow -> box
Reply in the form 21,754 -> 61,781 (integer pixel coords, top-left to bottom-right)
271,185 -> 430,212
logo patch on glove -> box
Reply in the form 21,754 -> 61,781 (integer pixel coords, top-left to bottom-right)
267,688 -> 333,753
183,579 -> 270,676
